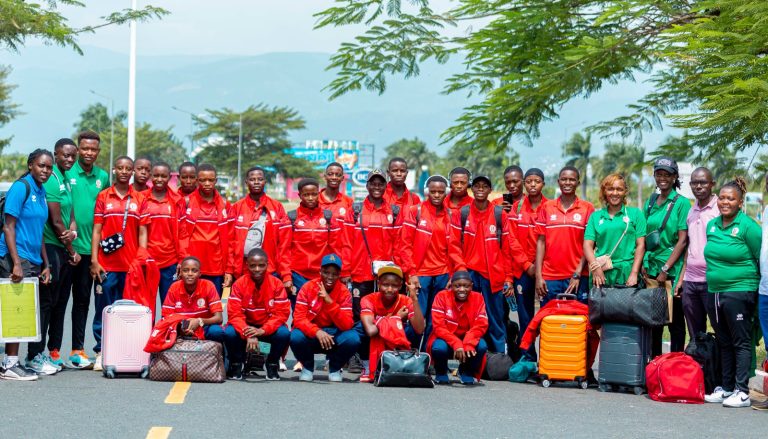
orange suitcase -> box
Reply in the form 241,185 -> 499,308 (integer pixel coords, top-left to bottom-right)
538,314 -> 588,389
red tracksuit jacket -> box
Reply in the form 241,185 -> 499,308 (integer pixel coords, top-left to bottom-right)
340,198 -> 402,282
180,190 -> 233,276
286,206 -> 342,280
509,196 -> 548,266
140,190 -> 187,269
319,189 -> 353,227
449,203 -> 530,292
228,194 -> 291,280
227,274 -> 290,338
397,201 -> 453,278
427,290 -> 489,353
292,280 -> 354,337
383,184 -> 421,211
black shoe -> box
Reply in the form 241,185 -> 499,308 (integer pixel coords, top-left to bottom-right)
587,370 -> 598,387
227,362 -> 244,380
265,363 -> 280,381
347,354 -> 363,374
752,399 -> 768,411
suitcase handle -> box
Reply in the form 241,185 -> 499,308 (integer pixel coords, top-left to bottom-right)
556,293 -> 577,300
111,299 -> 138,306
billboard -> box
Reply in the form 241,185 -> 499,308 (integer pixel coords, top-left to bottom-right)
288,140 -> 360,172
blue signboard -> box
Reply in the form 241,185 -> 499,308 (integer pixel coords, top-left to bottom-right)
352,168 -> 372,186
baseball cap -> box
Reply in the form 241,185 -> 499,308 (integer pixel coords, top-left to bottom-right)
471,175 -> 493,188
367,169 -> 387,183
653,157 -> 678,174
320,253 -> 342,270
377,265 -> 403,279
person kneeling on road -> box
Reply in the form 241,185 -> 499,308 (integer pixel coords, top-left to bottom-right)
224,248 -> 290,381
290,253 -> 360,382
356,265 -> 425,383
428,271 -> 489,385
161,257 -> 224,341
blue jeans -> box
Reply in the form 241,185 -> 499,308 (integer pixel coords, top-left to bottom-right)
290,327 -> 361,372
760,294 -> 768,348
541,276 -> 590,307
92,271 -> 127,353
417,273 -> 450,351
204,324 -> 226,343
431,338 -> 488,377
469,271 -> 506,354
514,273 -> 537,360
223,324 -> 290,365
290,272 -> 310,309
354,321 -> 420,361
158,264 -> 177,305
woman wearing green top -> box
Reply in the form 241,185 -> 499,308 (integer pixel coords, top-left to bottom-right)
643,157 -> 691,357
584,174 -> 645,287
702,177 -> 761,408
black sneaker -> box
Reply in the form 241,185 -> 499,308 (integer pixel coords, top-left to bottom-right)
265,363 -> 280,381
227,362 -> 244,380
1,363 -> 39,381
347,354 -> 363,374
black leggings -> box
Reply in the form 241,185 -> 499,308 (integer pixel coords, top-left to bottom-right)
706,291 -> 757,394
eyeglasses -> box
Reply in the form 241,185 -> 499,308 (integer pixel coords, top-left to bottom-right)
689,180 -> 711,187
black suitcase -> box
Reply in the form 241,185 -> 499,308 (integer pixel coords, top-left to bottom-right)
597,322 -> 651,395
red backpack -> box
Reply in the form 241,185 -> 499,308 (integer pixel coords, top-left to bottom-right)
645,352 -> 705,404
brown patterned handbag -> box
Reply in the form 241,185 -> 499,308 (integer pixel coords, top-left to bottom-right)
149,337 -> 226,383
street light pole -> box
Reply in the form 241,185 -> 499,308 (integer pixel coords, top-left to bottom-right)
237,113 -> 243,195
171,106 -> 197,156
127,0 -> 138,159
90,89 -> 115,183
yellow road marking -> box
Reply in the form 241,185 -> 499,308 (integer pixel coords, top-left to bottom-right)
164,381 -> 191,404
146,427 -> 172,439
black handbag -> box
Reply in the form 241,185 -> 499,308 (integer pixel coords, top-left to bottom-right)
588,285 -> 667,327
374,348 -> 434,388
99,195 -> 131,255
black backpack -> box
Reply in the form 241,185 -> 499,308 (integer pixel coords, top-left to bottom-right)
287,208 -> 333,233
684,332 -> 721,394
459,204 -> 504,246
0,178 -> 31,230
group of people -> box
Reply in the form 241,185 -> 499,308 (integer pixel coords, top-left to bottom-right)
0,132 -> 766,407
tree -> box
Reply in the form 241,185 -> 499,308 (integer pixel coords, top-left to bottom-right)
442,141 -> 519,189
649,132 -> 695,163
562,133 -> 594,199
0,67 -> 19,153
316,1 -> 768,160
193,105 -> 315,183
0,152 -> 27,180
596,142 -> 646,207
73,103 -> 187,170
380,137 -> 439,183
1,1 -> 168,54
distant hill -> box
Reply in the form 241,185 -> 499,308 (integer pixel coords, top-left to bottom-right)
2,46 -> 675,172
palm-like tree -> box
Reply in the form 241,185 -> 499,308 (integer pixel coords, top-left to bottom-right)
381,137 -> 440,182
562,132 -> 593,199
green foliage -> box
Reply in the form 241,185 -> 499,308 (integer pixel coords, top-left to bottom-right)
317,0 -> 768,162
0,66 -> 19,153
73,103 -> 187,170
443,141 -> 519,189
561,132 -> 597,199
594,141 -> 646,206
193,105 -> 315,183
0,0 -> 168,54
380,137 -> 439,182
0,152 -> 28,180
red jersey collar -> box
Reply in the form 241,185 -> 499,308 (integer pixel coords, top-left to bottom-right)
320,188 -> 343,205
385,183 -> 413,203
363,197 -> 390,212
105,184 -> 138,200
553,196 -> 585,213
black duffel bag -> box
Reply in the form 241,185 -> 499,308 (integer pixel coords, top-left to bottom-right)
374,349 -> 434,388
685,332 -> 721,394
589,285 -> 667,327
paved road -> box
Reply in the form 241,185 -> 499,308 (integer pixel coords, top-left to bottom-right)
2,294 -> 768,438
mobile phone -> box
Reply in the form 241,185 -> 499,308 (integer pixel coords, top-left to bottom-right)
503,193 -> 514,204
99,272 -> 107,283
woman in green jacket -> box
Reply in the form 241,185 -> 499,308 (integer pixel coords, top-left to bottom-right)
703,177 -> 761,408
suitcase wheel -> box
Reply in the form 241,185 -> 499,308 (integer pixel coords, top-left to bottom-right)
598,384 -> 611,392
140,366 -> 149,379
104,367 -> 116,379
579,380 -> 588,390
633,386 -> 644,396
541,379 -> 551,388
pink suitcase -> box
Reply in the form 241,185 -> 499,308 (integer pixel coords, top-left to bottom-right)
102,299 -> 152,378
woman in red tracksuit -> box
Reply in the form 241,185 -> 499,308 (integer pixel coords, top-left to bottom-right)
397,175 -> 453,350
428,271 -> 489,385
227,166 -> 291,292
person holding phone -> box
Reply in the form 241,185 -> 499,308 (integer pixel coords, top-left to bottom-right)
357,265 -> 425,383
0,149 -> 54,380
493,165 -> 525,210
90,156 -> 143,371
160,256 -> 224,340
290,254 -> 359,382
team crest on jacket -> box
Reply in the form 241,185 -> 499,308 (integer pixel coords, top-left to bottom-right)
573,213 -> 582,222
130,203 -> 138,211
238,215 -> 244,222
95,180 -> 102,189
489,225 -> 496,234
387,214 -> 393,223
319,218 -> 327,226
269,299 -> 274,307
731,227 -> 739,236
623,215 -> 630,223
222,209 -> 227,216
197,298 -> 205,308
339,207 -> 346,215
396,320 -> 403,330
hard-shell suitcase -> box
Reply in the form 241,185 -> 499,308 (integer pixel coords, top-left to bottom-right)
598,322 -> 651,395
538,314 -> 589,389
102,299 -> 152,378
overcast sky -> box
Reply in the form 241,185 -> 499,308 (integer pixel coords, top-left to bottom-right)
50,0 -> 458,56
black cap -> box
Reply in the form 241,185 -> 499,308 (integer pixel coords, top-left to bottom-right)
471,175 -> 493,188
653,157 -> 678,174
367,169 -> 387,183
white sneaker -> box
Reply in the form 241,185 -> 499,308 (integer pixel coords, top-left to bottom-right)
705,386 -> 733,403
723,391 -> 751,408
1,363 -> 39,381
328,371 -> 343,382
26,353 -> 58,376
299,369 -> 314,382
278,359 -> 287,372
44,355 -> 63,372
93,353 -> 103,372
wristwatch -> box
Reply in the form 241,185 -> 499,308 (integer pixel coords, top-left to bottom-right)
571,272 -> 580,280
661,264 -> 670,274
